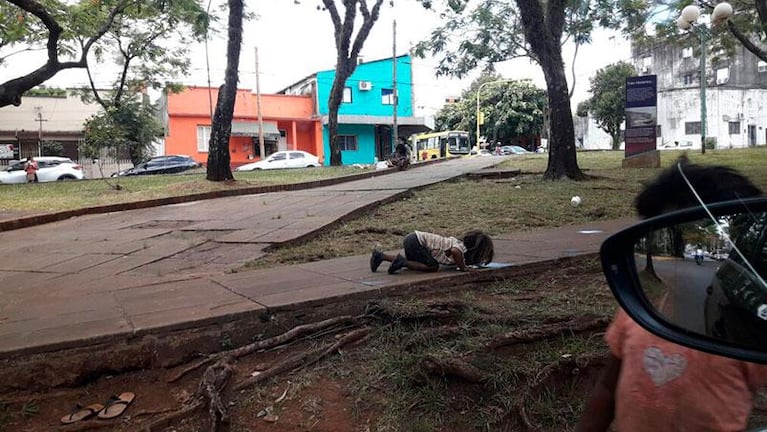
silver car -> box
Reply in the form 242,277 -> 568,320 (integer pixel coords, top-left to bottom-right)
0,157 -> 85,184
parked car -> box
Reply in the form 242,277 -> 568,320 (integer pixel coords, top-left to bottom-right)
500,145 -> 532,155
235,151 -> 320,171
111,155 -> 201,177
0,156 -> 84,184
476,149 -> 494,157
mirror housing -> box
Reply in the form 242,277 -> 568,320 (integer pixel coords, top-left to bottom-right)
601,197 -> 767,364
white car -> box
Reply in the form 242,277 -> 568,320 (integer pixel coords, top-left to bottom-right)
235,151 -> 320,171
0,156 -> 85,184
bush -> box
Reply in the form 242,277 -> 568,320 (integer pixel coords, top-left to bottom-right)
41,140 -> 63,156
704,137 -> 717,149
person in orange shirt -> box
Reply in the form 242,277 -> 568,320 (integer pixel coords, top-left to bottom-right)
577,156 -> 767,432
24,156 -> 38,183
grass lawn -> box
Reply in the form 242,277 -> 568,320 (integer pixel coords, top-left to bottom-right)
0,166 -> 366,213
248,148 -> 767,269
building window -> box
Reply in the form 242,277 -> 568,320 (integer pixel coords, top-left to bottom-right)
342,87 -> 352,103
336,135 -> 358,151
758,61 -> 767,73
685,122 -> 701,135
381,88 -> 394,105
716,67 -> 729,85
729,121 -> 741,135
683,74 -> 694,85
682,47 -> 693,58
640,55 -> 652,73
197,125 -> 211,152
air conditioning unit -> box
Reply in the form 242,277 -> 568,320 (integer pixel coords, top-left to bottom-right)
358,81 -> 372,91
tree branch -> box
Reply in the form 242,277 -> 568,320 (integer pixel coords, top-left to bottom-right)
514,0 -> 547,58
547,0 -> 567,43
726,20 -> 767,62
322,0 -> 343,36
0,0 -> 130,107
350,0 -> 384,62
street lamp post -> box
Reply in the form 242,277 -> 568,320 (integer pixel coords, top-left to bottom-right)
476,79 -> 514,151
677,3 -> 733,155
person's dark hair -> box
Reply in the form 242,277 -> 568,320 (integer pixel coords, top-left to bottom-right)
462,230 -> 494,265
635,155 -> 763,218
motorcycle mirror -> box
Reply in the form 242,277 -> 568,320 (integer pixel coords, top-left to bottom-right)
601,197 -> 767,364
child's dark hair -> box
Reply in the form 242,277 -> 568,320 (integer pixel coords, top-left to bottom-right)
635,155 -> 762,218
462,230 -> 494,265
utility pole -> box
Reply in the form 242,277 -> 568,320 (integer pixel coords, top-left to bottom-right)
255,46 -> 266,159
391,17 -> 398,153
34,106 -> 48,157
698,27 -> 707,155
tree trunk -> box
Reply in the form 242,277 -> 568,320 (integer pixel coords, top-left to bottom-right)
515,0 -> 583,180
206,0 -> 242,182
327,59 -> 354,166
540,53 -> 584,180
327,72 -> 346,166
611,130 -> 621,151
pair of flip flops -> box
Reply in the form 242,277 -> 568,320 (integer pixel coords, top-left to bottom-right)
60,392 -> 135,424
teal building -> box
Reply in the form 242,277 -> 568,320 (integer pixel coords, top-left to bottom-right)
280,54 -> 433,165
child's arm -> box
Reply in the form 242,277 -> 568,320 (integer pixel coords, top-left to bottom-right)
449,247 -> 473,273
575,354 -> 621,432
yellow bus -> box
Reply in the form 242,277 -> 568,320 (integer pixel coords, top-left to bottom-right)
411,131 -> 472,161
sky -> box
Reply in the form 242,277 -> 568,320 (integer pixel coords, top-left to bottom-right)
0,1 -> 632,116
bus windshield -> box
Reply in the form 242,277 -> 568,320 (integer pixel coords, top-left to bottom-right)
448,135 -> 470,154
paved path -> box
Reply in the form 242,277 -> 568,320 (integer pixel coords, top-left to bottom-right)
0,157 -> 636,357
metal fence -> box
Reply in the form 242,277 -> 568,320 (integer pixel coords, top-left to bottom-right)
75,156 -> 133,179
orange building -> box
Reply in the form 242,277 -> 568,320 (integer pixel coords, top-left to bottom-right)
159,86 -> 322,168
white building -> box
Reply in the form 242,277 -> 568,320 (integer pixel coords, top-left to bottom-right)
633,41 -> 767,150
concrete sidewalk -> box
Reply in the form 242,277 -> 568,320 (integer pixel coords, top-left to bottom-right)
0,157 -> 636,363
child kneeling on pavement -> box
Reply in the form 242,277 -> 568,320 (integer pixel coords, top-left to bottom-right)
370,230 -> 494,274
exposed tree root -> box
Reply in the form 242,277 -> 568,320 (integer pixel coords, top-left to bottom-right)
530,352 -> 608,389
512,352 -> 608,431
199,357 -> 234,432
143,401 -> 203,432
516,404 -> 538,432
420,355 -> 488,383
233,327 -> 370,392
168,315 -> 362,383
367,299 -> 486,324
488,316 -> 610,350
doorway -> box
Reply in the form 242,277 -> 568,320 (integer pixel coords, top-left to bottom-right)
375,125 -> 392,161
748,125 -> 756,147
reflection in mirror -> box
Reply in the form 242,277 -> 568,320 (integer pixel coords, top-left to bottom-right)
633,211 -> 767,351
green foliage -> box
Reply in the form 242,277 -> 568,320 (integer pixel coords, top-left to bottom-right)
414,0 -> 629,78
24,87 -> 67,98
41,141 -> 64,156
583,61 -> 636,150
629,0 -> 766,62
576,100 -> 591,117
0,0 -> 214,106
435,73 -> 547,145
21,401 -> 39,418
81,99 -> 163,165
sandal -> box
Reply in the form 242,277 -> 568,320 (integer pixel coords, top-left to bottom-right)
60,403 -> 104,424
97,392 -> 135,419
